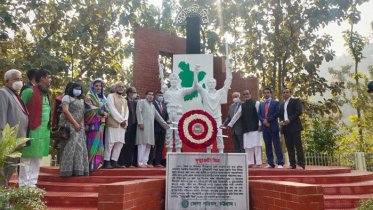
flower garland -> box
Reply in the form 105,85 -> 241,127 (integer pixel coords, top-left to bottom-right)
178,110 -> 218,149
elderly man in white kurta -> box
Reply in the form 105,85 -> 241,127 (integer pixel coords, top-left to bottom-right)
136,91 -> 170,167
103,82 -> 129,169
228,90 -> 262,167
160,60 -> 199,153
196,61 -> 232,153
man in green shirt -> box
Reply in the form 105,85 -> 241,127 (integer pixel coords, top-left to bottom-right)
19,69 -> 52,187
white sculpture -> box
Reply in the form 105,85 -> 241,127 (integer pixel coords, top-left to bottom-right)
196,45 -> 232,153
159,59 -> 199,153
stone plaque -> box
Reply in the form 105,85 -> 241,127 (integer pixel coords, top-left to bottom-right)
166,153 -> 248,210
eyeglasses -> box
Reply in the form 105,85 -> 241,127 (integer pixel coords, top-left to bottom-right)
243,93 -> 249,95
11,78 -> 23,82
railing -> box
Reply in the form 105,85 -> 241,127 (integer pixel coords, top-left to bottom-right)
50,155 -> 58,167
261,151 -> 373,171
365,153 -> 373,172
305,153 -> 357,170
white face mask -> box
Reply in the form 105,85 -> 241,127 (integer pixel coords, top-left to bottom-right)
12,81 -> 23,91
233,98 -> 240,103
146,95 -> 154,102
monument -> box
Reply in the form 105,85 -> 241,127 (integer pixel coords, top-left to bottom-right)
159,59 -> 199,153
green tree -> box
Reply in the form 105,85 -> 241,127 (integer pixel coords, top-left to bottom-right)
340,0 -> 370,151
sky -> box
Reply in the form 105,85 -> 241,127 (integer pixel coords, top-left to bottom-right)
317,1 -> 373,56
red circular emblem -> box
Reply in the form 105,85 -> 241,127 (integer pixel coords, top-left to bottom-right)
178,110 -> 218,149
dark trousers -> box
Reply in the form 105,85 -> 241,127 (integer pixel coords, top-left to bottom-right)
263,131 -> 284,167
118,125 -> 137,167
148,132 -> 166,166
232,134 -> 244,153
0,157 -> 19,188
284,132 -> 305,167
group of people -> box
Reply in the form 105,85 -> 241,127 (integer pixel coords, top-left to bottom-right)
0,64 -> 306,190
0,68 -> 174,190
223,87 -> 305,170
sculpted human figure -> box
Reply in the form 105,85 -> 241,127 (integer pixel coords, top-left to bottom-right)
159,59 -> 199,153
196,60 -> 232,153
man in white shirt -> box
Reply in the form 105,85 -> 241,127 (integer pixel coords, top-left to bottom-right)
279,88 -> 305,169
103,82 -> 129,168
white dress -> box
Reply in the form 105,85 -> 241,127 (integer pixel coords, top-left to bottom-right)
228,102 -> 262,149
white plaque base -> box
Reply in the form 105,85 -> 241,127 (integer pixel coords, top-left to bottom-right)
165,153 -> 249,210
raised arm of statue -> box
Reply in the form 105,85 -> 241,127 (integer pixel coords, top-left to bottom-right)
223,41 -> 232,92
222,60 -> 232,92
159,59 -> 168,93
158,58 -> 164,79
194,64 -> 203,92
183,64 -> 200,96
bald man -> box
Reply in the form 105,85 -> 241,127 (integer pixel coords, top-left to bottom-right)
103,82 -> 129,168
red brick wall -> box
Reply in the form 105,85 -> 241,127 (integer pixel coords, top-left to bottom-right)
98,179 -> 165,210
133,27 -> 186,96
250,180 -> 325,210
132,27 -> 260,153
98,178 -> 325,210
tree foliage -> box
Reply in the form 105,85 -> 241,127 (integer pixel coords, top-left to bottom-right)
1,0 -> 372,154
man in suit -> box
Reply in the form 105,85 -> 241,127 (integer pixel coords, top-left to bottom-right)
118,87 -> 138,167
221,92 -> 244,153
20,68 -> 38,95
258,88 -> 284,169
148,91 -> 171,167
280,88 -> 305,169
0,69 -> 29,188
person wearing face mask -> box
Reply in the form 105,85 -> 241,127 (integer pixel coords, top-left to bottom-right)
220,92 -> 244,153
103,82 -> 129,169
135,91 -> 171,167
20,69 -> 52,187
84,79 -> 110,171
227,90 -> 263,168
148,91 -> 171,167
0,69 -> 29,188
59,83 -> 89,176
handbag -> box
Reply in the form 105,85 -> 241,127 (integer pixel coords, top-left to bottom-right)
50,124 -> 70,140
50,96 -> 81,140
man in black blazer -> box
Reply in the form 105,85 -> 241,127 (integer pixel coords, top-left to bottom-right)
280,88 -> 305,169
148,91 -> 170,167
118,87 -> 138,167
221,92 -> 244,153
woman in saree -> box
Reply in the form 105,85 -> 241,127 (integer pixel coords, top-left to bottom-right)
59,83 -> 89,176
84,79 -> 110,171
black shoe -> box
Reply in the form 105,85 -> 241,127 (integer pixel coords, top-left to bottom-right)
102,160 -> 113,169
289,165 -> 296,169
111,160 -> 124,168
298,164 -> 305,169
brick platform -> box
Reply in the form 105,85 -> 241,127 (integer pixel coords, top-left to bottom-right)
8,165 -> 373,209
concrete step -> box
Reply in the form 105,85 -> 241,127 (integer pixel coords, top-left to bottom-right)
324,193 -> 373,209
322,180 -> 373,195
43,191 -> 98,207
